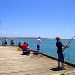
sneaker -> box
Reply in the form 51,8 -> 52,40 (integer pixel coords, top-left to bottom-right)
60,67 -> 66,70
56,67 -> 60,71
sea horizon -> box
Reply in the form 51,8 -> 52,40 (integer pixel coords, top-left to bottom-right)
0,37 -> 74,39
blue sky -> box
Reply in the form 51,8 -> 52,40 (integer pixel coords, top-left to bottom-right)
0,0 -> 75,39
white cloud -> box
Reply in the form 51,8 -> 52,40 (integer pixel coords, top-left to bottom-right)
0,30 -> 6,34
14,32 -> 18,34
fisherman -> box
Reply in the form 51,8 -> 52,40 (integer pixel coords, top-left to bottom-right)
55,37 -> 68,70
36,37 -> 42,54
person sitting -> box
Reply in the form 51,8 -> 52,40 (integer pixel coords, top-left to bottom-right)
17,42 -> 22,51
18,42 -> 22,48
27,44 -> 31,55
21,42 -> 29,55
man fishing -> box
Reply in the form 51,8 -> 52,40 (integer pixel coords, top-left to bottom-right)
36,37 -> 42,54
55,37 -> 69,70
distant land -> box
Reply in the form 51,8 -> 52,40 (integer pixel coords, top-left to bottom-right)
0,37 -> 51,39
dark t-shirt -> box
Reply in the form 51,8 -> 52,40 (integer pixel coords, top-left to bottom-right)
56,41 -> 63,53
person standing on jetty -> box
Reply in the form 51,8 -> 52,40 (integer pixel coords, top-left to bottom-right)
4,37 -> 7,46
55,37 -> 68,70
36,37 -> 42,54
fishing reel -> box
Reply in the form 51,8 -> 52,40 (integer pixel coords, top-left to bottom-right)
65,44 -> 69,48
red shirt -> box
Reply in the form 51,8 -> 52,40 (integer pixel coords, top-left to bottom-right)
22,43 -> 28,51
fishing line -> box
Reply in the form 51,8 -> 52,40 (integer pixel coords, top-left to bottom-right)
63,36 -> 75,52
60,67 -> 75,75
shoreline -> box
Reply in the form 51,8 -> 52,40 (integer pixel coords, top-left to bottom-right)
31,50 -> 75,68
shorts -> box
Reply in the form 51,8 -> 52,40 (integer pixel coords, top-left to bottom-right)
23,50 -> 28,55
37,45 -> 40,50
5,42 -> 7,44
58,53 -> 64,63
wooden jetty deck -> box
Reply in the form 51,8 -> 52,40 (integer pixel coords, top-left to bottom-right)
0,46 -> 75,75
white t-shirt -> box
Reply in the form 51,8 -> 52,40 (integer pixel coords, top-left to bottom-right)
37,38 -> 42,45
5,38 -> 7,42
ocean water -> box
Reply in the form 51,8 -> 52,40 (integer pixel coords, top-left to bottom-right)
0,37 -> 75,64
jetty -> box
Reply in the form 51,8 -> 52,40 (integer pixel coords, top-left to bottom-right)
0,46 -> 75,75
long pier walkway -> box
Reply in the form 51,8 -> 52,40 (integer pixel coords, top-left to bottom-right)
0,46 -> 75,75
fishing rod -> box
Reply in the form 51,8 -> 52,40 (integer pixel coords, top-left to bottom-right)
63,36 -> 75,52
60,67 -> 75,75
